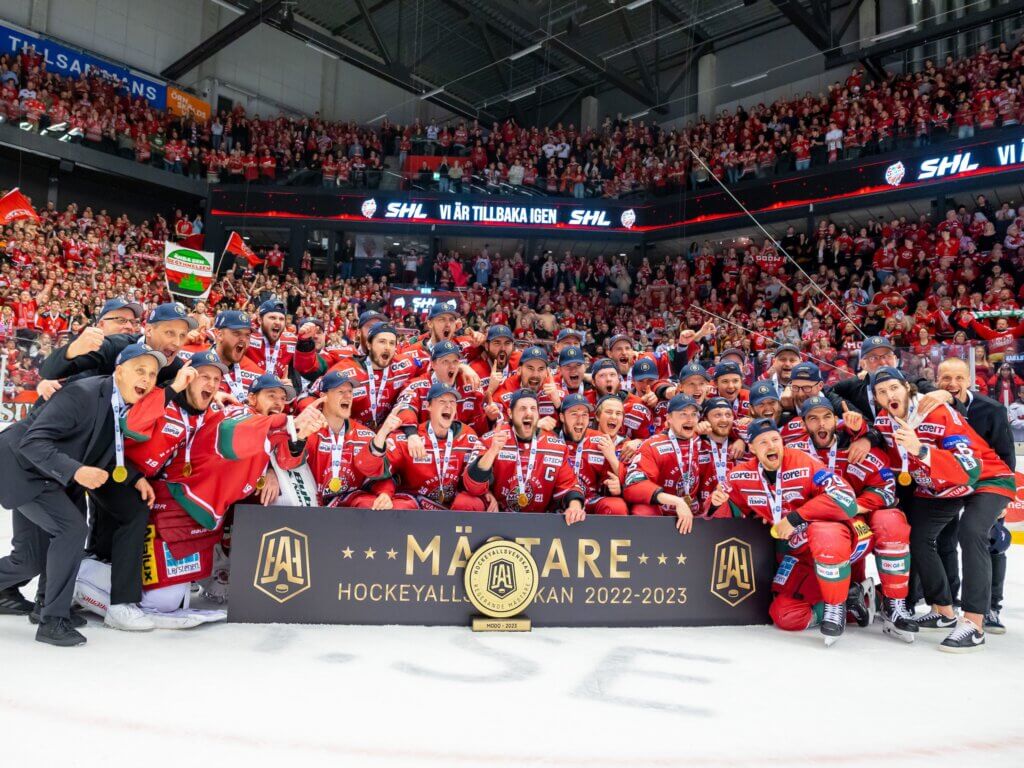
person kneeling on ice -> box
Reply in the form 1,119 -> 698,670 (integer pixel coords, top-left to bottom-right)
799,395 -> 916,642
710,418 -> 859,646
74,370 -> 325,628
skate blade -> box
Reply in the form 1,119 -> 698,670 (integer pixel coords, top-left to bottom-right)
823,634 -> 841,647
882,622 -> 916,643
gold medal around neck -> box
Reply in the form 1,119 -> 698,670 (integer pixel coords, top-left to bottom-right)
182,462 -> 193,478
256,475 -> 267,490
328,476 -> 343,493
112,465 -> 128,483
517,491 -> 530,508
897,471 -> 913,486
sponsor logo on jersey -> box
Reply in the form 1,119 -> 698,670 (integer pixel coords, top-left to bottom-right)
543,455 -> 561,467
587,454 -> 604,465
941,434 -> 968,449
162,543 -> 202,578
497,451 -> 517,461
812,469 -> 834,486
781,467 -> 810,481
625,471 -> 645,486
161,423 -> 185,437
782,491 -> 803,503
412,456 -> 431,464
773,554 -> 798,586
731,471 -> 758,481
814,563 -> 842,580
746,494 -> 768,506
917,423 -> 943,435
656,444 -> 674,455
253,527 -> 311,604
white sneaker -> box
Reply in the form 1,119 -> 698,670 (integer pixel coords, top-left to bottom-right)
104,602 -> 156,631
143,608 -> 227,630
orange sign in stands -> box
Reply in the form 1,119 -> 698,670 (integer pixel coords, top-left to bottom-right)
167,86 -> 211,123
0,390 -> 39,424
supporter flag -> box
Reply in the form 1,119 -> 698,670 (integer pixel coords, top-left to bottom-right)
0,188 -> 41,225
164,241 -> 215,301
224,231 -> 263,267
180,233 -> 206,250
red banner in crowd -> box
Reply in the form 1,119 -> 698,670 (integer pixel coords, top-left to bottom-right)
223,231 -> 263,267
0,188 -> 41,225
0,390 -> 40,424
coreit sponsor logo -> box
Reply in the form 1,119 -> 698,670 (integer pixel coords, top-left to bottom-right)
884,161 -> 906,187
361,198 -> 377,218
384,202 -> 428,219
917,152 -> 979,180
567,209 -> 612,227
620,208 -> 636,229
781,468 -> 809,481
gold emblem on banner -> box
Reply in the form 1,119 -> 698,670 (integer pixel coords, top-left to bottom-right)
254,527 -> 311,603
465,539 -> 538,631
710,537 -> 755,607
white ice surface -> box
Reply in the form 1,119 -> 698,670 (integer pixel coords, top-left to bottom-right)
1,505 -> 1023,768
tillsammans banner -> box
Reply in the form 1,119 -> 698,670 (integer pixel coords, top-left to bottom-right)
228,506 -> 775,627
164,242 -> 215,300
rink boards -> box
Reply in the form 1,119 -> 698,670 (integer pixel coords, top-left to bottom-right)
229,506 -> 775,627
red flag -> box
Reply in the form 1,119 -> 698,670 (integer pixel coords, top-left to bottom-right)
180,233 -> 206,250
224,231 -> 262,266
0,188 -> 40,225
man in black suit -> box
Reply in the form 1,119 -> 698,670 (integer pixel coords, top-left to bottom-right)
0,343 -> 165,646
937,357 -> 1017,633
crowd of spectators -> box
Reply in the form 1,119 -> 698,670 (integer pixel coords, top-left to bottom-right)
3,185 -> 1024,432
4,39 -> 1024,198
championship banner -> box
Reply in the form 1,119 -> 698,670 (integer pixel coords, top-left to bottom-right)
166,86 -> 211,123
228,506 -> 775,627
388,287 -> 460,316
164,242 -> 215,300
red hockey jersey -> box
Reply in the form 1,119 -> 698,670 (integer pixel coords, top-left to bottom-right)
622,432 -> 702,507
246,331 -> 296,379
394,372 -> 490,435
561,428 -> 618,505
327,355 -> 417,428
305,418 -> 382,504
584,389 -> 653,440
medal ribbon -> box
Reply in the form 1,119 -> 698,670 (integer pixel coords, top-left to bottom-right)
328,423 -> 346,488
710,438 -> 729,485
760,468 -> 784,523
366,360 -> 390,422
514,433 -> 538,503
111,387 -> 127,470
895,398 -> 919,475
668,433 -> 698,495
427,423 -> 454,497
229,363 -> 247,401
265,339 -> 281,375
179,406 -> 205,468
826,440 -> 837,472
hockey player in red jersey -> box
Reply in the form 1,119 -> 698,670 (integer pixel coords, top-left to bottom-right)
554,345 -> 587,397
710,361 -> 750,416
468,324 -> 517,392
304,370 -> 388,508
558,394 -> 626,515
694,397 -> 740,514
800,395 -> 916,642
293,309 -> 385,378
621,394 -> 700,532
397,301 -> 482,373
464,389 -> 586,524
327,322 -> 416,429
491,346 -> 565,420
676,362 -> 712,404
212,310 -> 264,401
394,340 -> 491,436
585,358 -> 652,441
870,366 -> 1015,652
358,382 -> 485,511
246,299 -> 295,379
631,358 -> 672,434
710,418 -> 860,645
748,379 -> 784,422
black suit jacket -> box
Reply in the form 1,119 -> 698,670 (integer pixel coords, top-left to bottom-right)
39,332 -> 182,385
965,391 -> 1017,471
0,376 -> 119,509
828,373 -> 936,418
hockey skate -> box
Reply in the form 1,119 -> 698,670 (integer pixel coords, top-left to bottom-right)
820,602 -> 846,647
845,579 -> 876,628
142,607 -> 227,630
880,597 -> 917,643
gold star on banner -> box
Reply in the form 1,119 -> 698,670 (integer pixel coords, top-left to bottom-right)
657,554 -> 668,565
386,548 -> 398,560
342,547 -> 353,559
364,548 -> 376,560
638,553 -> 649,565
676,554 -> 687,565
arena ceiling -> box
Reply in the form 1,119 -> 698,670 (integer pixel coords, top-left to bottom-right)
163,1 -> 1024,123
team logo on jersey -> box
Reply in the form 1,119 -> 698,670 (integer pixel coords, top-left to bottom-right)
161,423 -> 184,437
710,537 -> 756,607
254,527 -> 311,603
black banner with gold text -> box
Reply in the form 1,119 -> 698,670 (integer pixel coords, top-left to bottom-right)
228,506 -> 775,627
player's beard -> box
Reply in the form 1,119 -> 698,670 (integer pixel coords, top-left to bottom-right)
565,421 -> 587,442
186,381 -> 215,411
219,341 -> 246,364
513,417 -> 536,441
810,427 -> 835,451
370,349 -> 392,369
710,425 -> 731,441
263,321 -> 283,343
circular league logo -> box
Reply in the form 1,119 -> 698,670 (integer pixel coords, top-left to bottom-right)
464,539 -> 539,619
620,208 -> 636,229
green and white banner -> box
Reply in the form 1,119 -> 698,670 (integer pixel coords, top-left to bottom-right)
164,242 -> 214,300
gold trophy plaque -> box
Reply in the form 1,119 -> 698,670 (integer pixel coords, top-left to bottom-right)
464,539 -> 538,632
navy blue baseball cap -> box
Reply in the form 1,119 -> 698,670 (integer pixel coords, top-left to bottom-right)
320,370 -> 356,392
990,519 -> 1012,555
632,358 -> 658,381
667,394 -> 699,413
357,310 -> 387,327
367,322 -> 398,342
116,342 -> 167,368
701,396 -> 733,416
560,393 -> 592,413
486,324 -> 514,341
556,328 -> 584,343
149,301 -> 198,330
749,380 -> 781,405
188,349 -> 228,375
258,299 -> 286,316
558,346 -> 585,367
520,346 -> 548,365
773,343 -> 801,358
747,417 -> 780,443
99,297 -> 143,319
799,394 -> 834,417
430,340 -> 461,361
861,335 -> 894,356
679,362 -> 711,382
790,362 -> 823,383
720,347 -> 745,362
428,301 -> 458,320
606,333 -> 632,350
590,358 -> 619,376
713,361 -> 742,379
249,372 -> 295,397
870,366 -> 906,387
214,310 -> 252,331
426,381 -> 459,401
297,316 -> 324,330
509,388 -> 539,409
